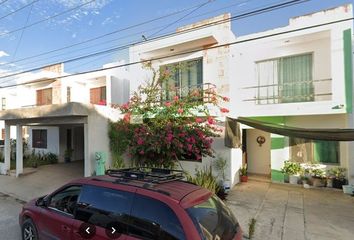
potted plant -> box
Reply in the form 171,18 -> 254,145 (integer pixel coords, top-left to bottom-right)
240,164 -> 248,182
326,169 -> 334,188
64,148 -> 73,163
213,156 -> 230,192
311,168 -> 326,187
329,167 -> 347,189
281,161 -> 301,184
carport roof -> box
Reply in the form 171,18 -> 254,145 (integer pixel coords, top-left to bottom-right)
0,102 -> 91,120
230,117 -> 354,141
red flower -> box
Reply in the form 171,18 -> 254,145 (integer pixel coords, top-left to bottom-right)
207,117 -> 215,125
174,96 -> 179,101
223,96 -> 230,102
195,117 -> 203,123
177,108 -> 183,114
220,107 -> 229,113
139,150 -> 144,155
137,138 -> 144,145
165,101 -> 171,107
121,102 -> 129,110
123,113 -> 131,123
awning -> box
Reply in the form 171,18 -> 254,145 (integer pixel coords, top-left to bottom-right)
229,117 -> 354,141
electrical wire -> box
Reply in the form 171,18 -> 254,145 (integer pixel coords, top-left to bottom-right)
0,0 -> 39,21
1,16 -> 352,89
0,0 -> 96,38
0,0 -> 309,81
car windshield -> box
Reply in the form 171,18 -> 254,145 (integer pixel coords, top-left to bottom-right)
187,195 -> 239,240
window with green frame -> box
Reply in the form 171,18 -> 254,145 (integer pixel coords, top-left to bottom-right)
290,138 -> 339,164
160,58 -> 203,100
256,53 -> 314,104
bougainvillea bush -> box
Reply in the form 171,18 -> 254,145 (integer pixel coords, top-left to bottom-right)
109,64 -> 229,168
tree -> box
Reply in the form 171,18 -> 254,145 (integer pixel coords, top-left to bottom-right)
109,63 -> 229,168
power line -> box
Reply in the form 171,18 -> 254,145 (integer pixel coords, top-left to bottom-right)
0,0 -> 9,6
0,0 -> 39,21
148,0 -> 213,38
12,2 -> 35,61
0,0 -> 96,38
0,0 -> 308,80
1,16 -> 352,89
0,0 -> 219,68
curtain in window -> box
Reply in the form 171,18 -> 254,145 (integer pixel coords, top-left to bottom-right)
314,141 -> 339,164
279,54 -> 313,103
256,60 -> 279,104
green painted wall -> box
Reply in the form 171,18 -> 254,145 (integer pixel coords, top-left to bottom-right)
271,137 -> 285,150
343,29 -> 353,113
271,169 -> 284,182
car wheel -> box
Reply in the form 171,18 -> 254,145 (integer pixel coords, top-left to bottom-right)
22,218 -> 39,240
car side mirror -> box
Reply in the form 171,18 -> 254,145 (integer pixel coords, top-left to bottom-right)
36,196 -> 49,207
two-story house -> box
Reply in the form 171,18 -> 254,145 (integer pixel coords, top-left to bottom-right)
230,4 -> 354,185
129,4 -> 354,186
0,63 -> 129,177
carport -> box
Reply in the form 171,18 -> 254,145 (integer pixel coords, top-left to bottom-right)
0,102 -> 119,177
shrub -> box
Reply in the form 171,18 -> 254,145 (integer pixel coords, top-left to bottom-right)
186,166 -> 221,194
281,161 -> 301,175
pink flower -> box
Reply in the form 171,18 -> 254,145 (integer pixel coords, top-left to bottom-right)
174,96 -> 179,101
123,113 -> 131,123
166,133 -> 173,143
220,107 -> 229,113
137,138 -> 144,145
207,117 -> 215,125
177,108 -> 183,114
223,96 -> 230,102
139,150 -> 144,155
121,102 -> 129,110
165,101 -> 171,107
195,117 -> 203,123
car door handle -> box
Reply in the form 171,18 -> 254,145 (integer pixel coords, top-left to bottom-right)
62,225 -> 71,232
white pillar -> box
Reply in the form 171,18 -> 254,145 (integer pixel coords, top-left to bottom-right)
4,123 -> 11,174
16,125 -> 23,177
84,123 -> 91,177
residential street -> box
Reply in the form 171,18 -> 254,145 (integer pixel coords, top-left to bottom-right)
0,193 -> 22,240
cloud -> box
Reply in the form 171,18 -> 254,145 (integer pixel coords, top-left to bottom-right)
0,51 -> 9,58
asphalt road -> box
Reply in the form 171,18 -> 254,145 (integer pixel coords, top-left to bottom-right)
0,193 -> 22,240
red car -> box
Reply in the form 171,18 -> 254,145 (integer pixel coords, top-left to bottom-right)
19,168 -> 242,240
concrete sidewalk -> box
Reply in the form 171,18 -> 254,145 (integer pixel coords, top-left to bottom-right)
0,161 -> 83,202
227,180 -> 354,240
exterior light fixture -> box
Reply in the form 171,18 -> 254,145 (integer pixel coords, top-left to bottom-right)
256,136 -> 266,146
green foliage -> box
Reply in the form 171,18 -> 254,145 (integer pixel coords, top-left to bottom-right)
311,168 -> 326,179
186,165 -> 221,194
240,164 -> 248,176
249,218 -> 256,239
64,148 -> 74,158
109,64 -> 228,167
213,155 -> 227,180
328,167 -> 346,180
281,161 -> 301,175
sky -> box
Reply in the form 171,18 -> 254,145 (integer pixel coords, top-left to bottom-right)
0,0 -> 352,83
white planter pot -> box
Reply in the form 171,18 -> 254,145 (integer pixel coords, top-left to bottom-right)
223,180 -> 231,192
342,185 -> 354,195
289,175 -> 299,184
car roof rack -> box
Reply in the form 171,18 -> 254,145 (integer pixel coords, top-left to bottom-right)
106,167 -> 185,184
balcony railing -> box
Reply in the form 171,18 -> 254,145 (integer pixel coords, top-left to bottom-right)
161,83 -> 217,103
242,79 -> 332,104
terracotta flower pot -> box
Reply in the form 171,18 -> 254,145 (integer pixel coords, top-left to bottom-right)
240,175 -> 248,182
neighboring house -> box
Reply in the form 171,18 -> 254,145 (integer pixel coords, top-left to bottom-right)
129,14 -> 240,185
130,5 -> 354,186
230,4 -> 354,185
0,63 -> 129,177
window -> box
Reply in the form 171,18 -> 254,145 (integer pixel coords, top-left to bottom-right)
290,138 -> 339,164
90,86 -> 106,105
32,129 -> 47,148
36,88 -> 52,106
1,97 -> 5,110
187,195 -> 239,240
48,185 -> 81,215
67,87 -> 71,103
129,195 -> 185,240
256,53 -> 313,104
161,58 -> 202,100
75,185 -> 133,232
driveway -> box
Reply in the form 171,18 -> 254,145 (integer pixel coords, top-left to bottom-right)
0,161 -> 83,202
0,193 -> 22,240
227,180 -> 354,240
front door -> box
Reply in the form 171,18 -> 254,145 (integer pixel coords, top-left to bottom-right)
246,129 -> 271,175
38,185 -> 81,240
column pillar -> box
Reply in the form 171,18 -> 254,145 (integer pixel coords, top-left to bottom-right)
4,123 -> 11,174
16,125 -> 23,177
84,123 -> 91,177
